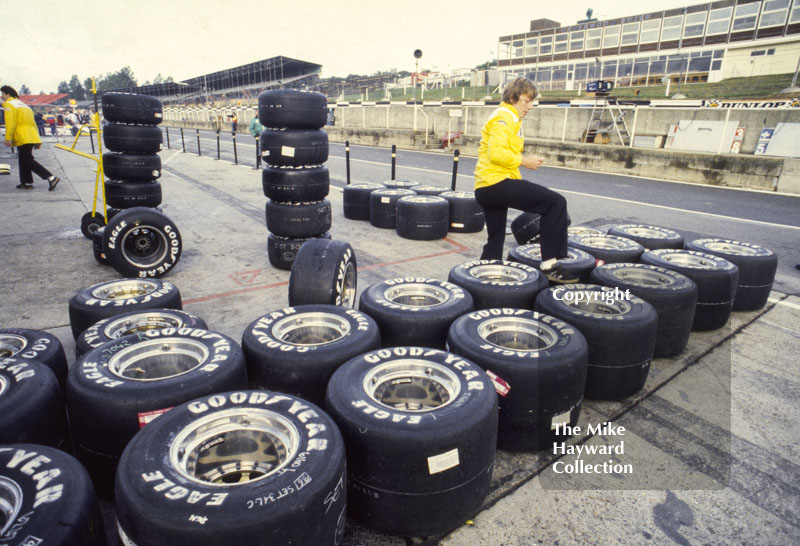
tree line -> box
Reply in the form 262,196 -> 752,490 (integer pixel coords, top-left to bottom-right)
18,67 -> 174,100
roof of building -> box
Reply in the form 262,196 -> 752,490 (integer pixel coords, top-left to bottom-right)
19,94 -> 70,106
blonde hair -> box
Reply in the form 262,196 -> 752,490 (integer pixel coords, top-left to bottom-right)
502,78 -> 538,103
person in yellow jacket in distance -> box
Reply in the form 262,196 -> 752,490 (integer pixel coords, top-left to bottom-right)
2,85 -> 60,190
473,77 -> 571,281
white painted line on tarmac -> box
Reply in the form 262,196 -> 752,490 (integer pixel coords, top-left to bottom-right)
162,150 -> 183,165
767,298 -> 800,311
327,154 -> 800,231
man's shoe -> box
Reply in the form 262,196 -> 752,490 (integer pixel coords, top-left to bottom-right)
48,176 -> 60,191
16,183 -> 33,189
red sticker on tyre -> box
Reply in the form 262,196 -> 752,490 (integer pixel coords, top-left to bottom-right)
138,407 -> 174,428
486,370 -> 510,397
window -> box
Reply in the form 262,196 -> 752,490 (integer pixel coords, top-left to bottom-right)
640,19 -> 661,42
539,35 -> 553,54
689,57 -> 712,71
513,39 -> 524,57
570,30 -> 585,51
751,49 -> 766,55
499,41 -> 511,60
602,60 -> 618,78
555,33 -> 569,53
712,59 -> 723,70
603,25 -> 621,47
792,0 -> 800,22
684,11 -> 707,37
621,22 -> 640,45
586,28 -> 603,49
634,59 -> 650,76
732,2 -> 760,31
707,7 -> 732,34
759,0 -> 790,27
661,15 -> 684,41
525,37 -> 538,57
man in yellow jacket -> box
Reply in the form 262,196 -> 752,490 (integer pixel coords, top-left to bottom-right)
474,77 -> 570,279
2,85 -> 60,190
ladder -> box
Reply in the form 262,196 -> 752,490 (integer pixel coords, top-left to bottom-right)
582,97 -> 631,146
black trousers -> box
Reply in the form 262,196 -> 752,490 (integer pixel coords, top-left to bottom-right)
17,144 -> 53,186
475,178 -> 569,261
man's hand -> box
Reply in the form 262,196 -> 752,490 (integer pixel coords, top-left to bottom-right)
3,141 -> 12,148
521,155 -> 544,170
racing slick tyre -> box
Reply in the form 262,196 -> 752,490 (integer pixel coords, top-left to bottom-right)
92,227 -> 110,265
102,152 -> 162,182
358,278 -> 474,349
104,179 -> 162,209
103,207 -> 183,278
66,328 -> 247,497
75,308 -> 208,358
640,249 -> 739,331
267,232 -> 331,270
325,347 -> 497,537
343,182 -> 384,221
568,233 -> 645,264
101,92 -> 163,125
81,210 -> 106,239
440,190 -> 485,233
259,128 -> 329,167
536,284 -> 658,400
567,226 -> 604,237
262,165 -> 330,203
607,224 -> 684,250
0,328 -> 68,390
103,122 -> 163,153
684,238 -> 777,311
447,259 -> 549,310
510,212 -> 541,245
382,179 -> 420,190
68,278 -> 182,340
242,305 -> 380,407
288,239 -> 357,307
258,89 -> 329,129
590,263 -> 697,357
369,188 -> 416,229
114,390 -> 347,546
265,199 -> 332,239
0,358 -> 68,449
0,444 -> 105,545
413,185 -> 448,196
507,244 -> 597,282
396,195 -> 450,240
447,309 -> 588,451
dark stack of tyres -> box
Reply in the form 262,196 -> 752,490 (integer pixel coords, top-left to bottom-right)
607,224 -> 684,250
75,308 -> 207,358
684,238 -> 777,311
641,249 -> 739,331
590,263 -> 697,357
68,278 -> 183,340
66,328 -> 248,497
115,391 -> 347,546
101,93 -> 164,214
447,309 -> 588,451
536,284 -> 658,400
568,233 -> 645,264
0,358 -> 69,450
448,259 -> 549,309
507,244 -> 597,282
359,277 -> 474,349
325,347 -> 497,536
369,188 -> 416,229
396,195 -> 450,240
242,305 -> 380,406
259,90 -> 331,270
0,327 -> 68,389
343,182 -> 385,220
102,206 -> 183,278
511,212 -> 541,244
0,445 -> 105,545
440,190 -> 485,233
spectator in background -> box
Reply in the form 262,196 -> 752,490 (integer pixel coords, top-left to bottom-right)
249,113 -> 264,168
2,85 -> 60,190
34,111 -> 46,136
228,111 -> 238,133
45,111 -> 57,135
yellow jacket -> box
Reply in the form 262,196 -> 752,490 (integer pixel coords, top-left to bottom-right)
3,97 -> 42,146
474,102 -> 524,190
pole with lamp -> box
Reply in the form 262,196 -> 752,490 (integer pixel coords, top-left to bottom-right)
413,49 -> 422,131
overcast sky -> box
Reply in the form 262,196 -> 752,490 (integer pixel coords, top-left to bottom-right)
4,0 -> 693,93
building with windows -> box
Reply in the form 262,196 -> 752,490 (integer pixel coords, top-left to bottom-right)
497,0 -> 800,90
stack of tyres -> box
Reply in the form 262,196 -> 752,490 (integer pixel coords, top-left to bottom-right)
101,92 -> 164,211
260,90 -> 332,270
